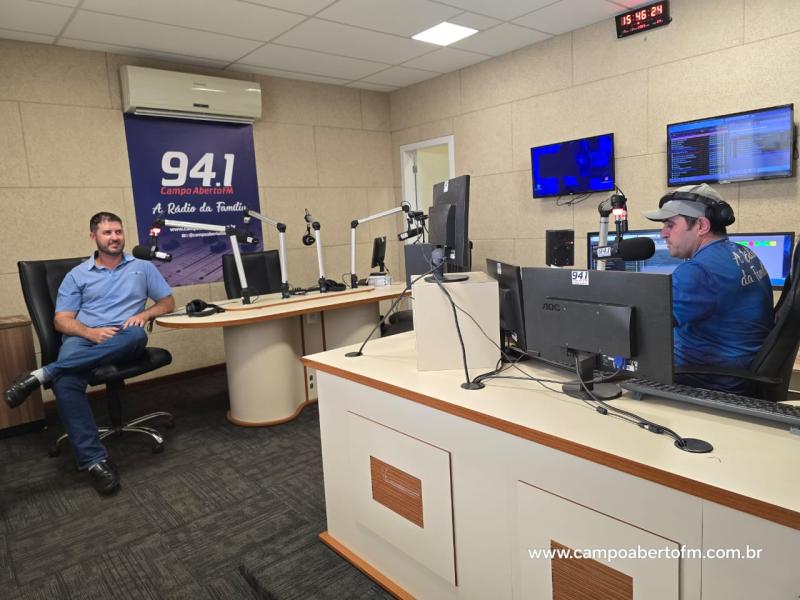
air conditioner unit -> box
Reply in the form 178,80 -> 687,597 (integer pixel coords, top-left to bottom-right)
120,65 -> 261,124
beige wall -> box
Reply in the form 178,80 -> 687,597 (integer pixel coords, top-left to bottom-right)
0,39 -> 398,386
3,0 -> 800,384
390,0 -> 800,273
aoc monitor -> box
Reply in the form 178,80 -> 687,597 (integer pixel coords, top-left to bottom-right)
486,258 -> 526,355
586,230 -> 794,288
531,133 -> 615,198
521,268 -> 674,384
667,104 -> 795,186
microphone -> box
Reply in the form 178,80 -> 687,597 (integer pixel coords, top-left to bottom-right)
132,244 -> 173,262
236,231 -> 258,244
398,227 -> 423,241
592,237 -> 655,261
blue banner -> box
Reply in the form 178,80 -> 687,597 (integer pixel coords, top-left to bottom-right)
123,115 -> 263,286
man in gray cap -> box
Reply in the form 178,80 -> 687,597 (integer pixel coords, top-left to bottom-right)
644,183 -> 773,393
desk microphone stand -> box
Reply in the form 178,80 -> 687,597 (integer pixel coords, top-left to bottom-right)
596,190 -> 628,271
243,208 -> 290,298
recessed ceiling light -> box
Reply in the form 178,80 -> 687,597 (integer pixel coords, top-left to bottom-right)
412,22 -> 478,46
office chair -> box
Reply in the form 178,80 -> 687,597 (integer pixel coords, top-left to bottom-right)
18,258 -> 174,457
675,239 -> 800,402
222,250 -> 282,299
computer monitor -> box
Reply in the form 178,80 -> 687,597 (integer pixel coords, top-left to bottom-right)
667,104 -> 794,186
370,236 -> 386,273
531,133 -> 615,198
729,232 -> 794,288
428,175 -> 471,281
521,268 -> 674,395
485,259 -> 526,355
587,229 -> 795,288
587,229 -> 683,273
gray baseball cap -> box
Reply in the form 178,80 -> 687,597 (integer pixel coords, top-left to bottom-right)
643,183 -> 723,222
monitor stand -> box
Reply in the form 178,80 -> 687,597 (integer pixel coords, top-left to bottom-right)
562,351 -> 621,400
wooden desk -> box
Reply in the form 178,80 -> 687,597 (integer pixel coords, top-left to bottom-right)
303,332 -> 800,600
157,285 -> 407,426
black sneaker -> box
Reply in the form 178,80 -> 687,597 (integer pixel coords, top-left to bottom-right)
88,460 -> 120,495
4,373 -> 40,408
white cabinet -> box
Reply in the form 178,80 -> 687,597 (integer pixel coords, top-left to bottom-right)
701,503 -> 800,599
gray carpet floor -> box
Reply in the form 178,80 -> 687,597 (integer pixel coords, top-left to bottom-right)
0,370 -> 393,599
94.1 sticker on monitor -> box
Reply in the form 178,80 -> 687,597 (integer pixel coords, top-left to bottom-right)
571,271 -> 589,286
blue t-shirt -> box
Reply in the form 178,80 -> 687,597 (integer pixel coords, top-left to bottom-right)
672,238 -> 773,393
55,254 -> 172,328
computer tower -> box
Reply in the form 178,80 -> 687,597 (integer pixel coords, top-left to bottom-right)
545,229 -> 574,267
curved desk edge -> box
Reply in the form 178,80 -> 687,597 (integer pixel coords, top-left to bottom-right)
302,356 -> 800,531
156,286 -> 410,330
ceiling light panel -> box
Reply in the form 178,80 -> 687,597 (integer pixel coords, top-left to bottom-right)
318,0 -> 462,37
412,22 -> 478,46
274,19 -> 434,64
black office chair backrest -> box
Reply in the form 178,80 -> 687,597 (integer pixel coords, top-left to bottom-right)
222,250 -> 282,299
747,239 -> 800,402
18,257 -> 86,365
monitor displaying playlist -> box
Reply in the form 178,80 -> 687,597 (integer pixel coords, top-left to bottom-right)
587,230 -> 794,288
667,104 -> 794,186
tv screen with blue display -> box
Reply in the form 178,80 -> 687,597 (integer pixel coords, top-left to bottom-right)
587,229 -> 794,288
667,104 -> 794,186
531,133 -> 615,198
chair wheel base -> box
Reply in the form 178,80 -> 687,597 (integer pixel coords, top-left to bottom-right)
152,444 -> 164,454
48,446 -> 61,458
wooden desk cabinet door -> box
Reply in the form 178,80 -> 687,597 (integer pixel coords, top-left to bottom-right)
0,316 -> 45,431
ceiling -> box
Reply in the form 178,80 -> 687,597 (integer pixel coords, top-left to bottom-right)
0,0 -> 640,92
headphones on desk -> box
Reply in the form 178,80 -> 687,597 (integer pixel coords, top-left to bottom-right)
186,299 -> 226,318
658,190 -> 735,228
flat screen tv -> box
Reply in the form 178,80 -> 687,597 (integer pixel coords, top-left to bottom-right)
531,133 -> 615,198
667,104 -> 795,186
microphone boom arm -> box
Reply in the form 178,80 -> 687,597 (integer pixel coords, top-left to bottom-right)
349,203 -> 410,288
243,208 -> 290,298
153,217 -> 255,305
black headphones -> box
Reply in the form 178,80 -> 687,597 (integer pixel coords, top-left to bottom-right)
186,299 -> 226,318
658,190 -> 735,228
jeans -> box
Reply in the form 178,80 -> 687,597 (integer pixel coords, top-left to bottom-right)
45,327 -> 148,470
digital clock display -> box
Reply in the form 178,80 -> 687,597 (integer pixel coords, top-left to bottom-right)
616,1 -> 671,38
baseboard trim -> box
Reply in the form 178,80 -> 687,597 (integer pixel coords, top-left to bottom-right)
318,531 -> 415,600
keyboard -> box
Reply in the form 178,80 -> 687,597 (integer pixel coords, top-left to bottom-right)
620,378 -> 800,430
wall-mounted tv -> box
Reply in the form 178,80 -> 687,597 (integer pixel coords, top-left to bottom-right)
667,104 -> 795,186
531,133 -> 615,198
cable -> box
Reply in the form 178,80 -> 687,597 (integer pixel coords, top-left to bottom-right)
345,261 -> 440,358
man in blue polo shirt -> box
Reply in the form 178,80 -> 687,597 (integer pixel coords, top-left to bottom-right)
4,212 -> 174,495
644,184 -> 773,393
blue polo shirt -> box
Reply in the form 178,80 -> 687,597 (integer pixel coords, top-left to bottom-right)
55,254 -> 172,328
672,238 -> 773,393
